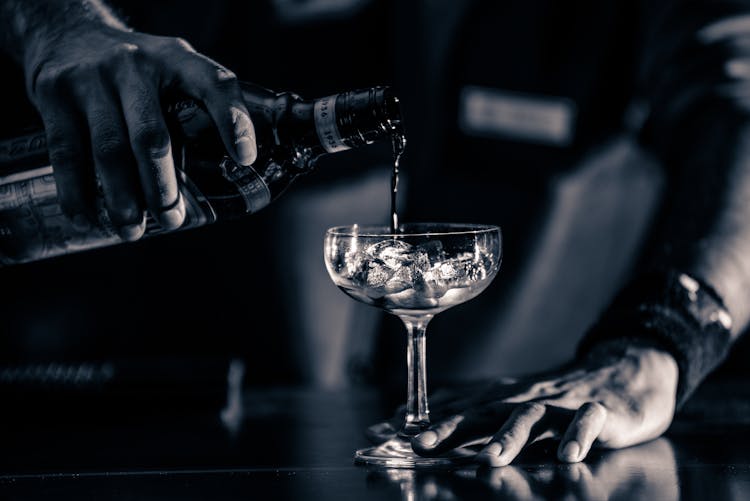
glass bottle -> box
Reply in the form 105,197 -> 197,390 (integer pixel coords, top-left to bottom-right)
0,83 -> 403,265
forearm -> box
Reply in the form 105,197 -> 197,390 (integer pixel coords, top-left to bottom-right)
650,109 -> 750,340
580,1 -> 750,405
0,0 -> 127,62
637,0 -> 750,339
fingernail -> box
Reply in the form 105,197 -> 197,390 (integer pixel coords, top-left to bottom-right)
159,197 -> 186,230
236,136 -> 257,166
72,214 -> 91,232
119,219 -> 146,242
481,442 -> 503,457
415,431 -> 438,447
561,441 -> 581,462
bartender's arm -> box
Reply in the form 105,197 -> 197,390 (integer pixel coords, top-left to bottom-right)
369,0 -> 750,466
0,0 -> 256,239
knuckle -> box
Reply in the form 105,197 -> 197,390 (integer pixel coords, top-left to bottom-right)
131,120 -> 169,151
93,135 -> 127,160
43,122 -> 71,145
500,428 -> 520,443
90,118 -> 127,159
116,42 -> 141,55
172,37 -> 195,53
436,415 -> 463,437
110,42 -> 142,65
580,401 -> 607,419
626,399 -> 645,420
207,66 -> 240,95
215,67 -> 238,84
33,73 -> 56,98
527,382 -> 549,396
34,65 -> 75,97
520,401 -> 546,417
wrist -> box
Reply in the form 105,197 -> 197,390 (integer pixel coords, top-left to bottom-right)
578,269 -> 732,408
585,339 -> 679,407
585,337 -> 675,364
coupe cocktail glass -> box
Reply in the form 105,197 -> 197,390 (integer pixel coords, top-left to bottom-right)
324,223 -> 502,467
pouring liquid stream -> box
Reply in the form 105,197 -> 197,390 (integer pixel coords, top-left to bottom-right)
390,132 -> 406,234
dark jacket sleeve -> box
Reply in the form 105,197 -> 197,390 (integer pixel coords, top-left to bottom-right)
578,0 -> 750,407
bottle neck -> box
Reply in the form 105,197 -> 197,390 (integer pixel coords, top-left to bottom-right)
172,85 -> 402,167
311,87 -> 403,155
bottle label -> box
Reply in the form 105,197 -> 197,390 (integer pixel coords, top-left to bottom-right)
314,95 -> 351,153
0,132 -> 48,166
0,166 -> 215,266
219,159 -> 272,213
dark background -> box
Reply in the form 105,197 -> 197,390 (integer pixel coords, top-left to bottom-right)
0,0 -> 399,391
0,0 -> 747,411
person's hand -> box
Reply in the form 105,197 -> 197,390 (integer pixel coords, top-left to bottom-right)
368,342 -> 679,466
21,19 -> 257,239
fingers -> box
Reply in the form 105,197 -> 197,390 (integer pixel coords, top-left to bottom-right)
415,400 -> 541,457
557,402 -> 608,463
412,398 -> 609,467
469,401 -> 606,467
38,101 -> 96,228
412,401 -> 523,456
173,51 -> 256,166
29,32 -> 253,237
412,414 -> 474,456
476,402 -> 549,467
85,86 -> 146,240
41,65 -> 181,235
367,389 -> 478,445
119,76 -> 185,230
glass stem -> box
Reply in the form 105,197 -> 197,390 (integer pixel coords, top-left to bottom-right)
400,314 -> 432,437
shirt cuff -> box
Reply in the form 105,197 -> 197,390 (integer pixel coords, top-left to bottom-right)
577,269 -> 733,408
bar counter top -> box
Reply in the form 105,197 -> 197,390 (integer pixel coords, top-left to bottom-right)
0,378 -> 748,500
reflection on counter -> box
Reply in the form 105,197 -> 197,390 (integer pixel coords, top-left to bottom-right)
366,438 -> 679,501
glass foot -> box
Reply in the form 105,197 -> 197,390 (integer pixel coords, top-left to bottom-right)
354,437 -> 476,469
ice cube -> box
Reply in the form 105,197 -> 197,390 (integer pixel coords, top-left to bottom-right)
341,248 -> 367,279
384,265 -> 414,294
345,257 -> 368,285
405,250 -> 431,273
427,254 -> 489,289
364,239 -> 433,279
364,259 -> 395,289
415,240 -> 446,264
366,239 -> 413,269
